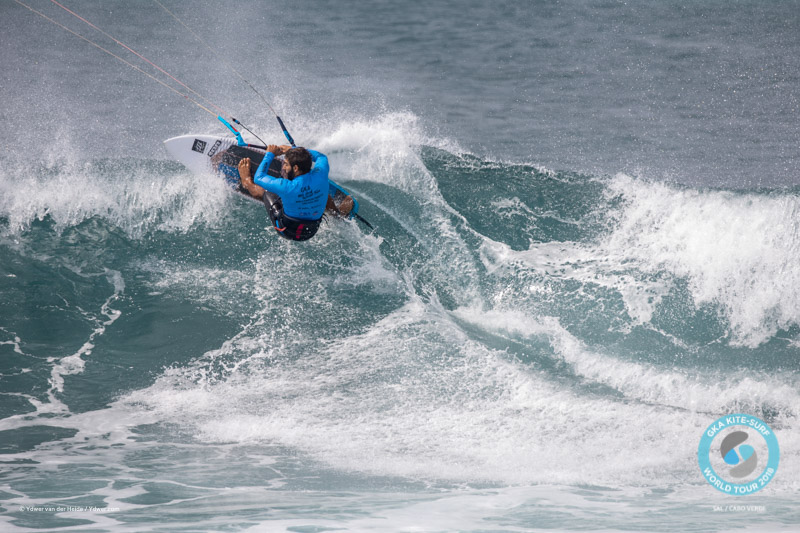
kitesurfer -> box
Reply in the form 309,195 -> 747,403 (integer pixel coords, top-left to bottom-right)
238,145 -> 353,241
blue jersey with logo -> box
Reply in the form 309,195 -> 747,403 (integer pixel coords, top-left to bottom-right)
253,150 -> 329,220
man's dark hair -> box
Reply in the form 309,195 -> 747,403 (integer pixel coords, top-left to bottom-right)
285,147 -> 313,176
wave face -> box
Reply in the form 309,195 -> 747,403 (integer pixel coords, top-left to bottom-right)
2,0 -> 800,530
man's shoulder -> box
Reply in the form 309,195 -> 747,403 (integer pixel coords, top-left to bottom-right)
305,166 -> 329,182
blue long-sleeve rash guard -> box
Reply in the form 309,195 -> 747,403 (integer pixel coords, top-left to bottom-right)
254,150 -> 329,220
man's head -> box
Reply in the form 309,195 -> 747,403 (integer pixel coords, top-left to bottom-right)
281,147 -> 313,180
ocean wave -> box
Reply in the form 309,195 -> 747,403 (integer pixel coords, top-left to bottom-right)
604,174 -> 800,347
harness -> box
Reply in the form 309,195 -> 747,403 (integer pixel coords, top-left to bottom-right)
264,193 -> 321,242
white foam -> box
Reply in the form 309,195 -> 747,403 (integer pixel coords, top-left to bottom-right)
0,155 -> 230,238
477,174 -> 800,348
604,174 -> 800,347
299,111 -> 463,200
47,269 -> 124,410
479,238 -> 671,326
453,306 -> 800,420
0,328 -> 25,355
117,290 -> 784,489
134,258 -> 258,316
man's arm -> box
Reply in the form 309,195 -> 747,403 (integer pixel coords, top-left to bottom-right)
253,145 -> 292,194
307,149 -> 329,178
238,158 -> 265,199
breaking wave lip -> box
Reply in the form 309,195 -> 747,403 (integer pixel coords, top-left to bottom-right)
0,156 -> 231,238
477,171 -> 800,349
603,174 -> 800,348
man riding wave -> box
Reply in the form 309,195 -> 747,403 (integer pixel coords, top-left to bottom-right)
238,144 -> 353,241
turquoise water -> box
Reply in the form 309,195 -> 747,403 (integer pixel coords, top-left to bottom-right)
2,1 -> 800,531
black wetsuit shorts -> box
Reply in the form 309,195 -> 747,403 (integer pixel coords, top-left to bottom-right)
264,192 -> 321,242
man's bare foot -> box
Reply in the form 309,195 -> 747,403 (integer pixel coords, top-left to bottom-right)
238,157 -> 252,181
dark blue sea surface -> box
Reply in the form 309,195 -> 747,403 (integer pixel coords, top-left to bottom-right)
1,1 -> 799,531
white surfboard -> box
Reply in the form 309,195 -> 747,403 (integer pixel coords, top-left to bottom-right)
163,134 -> 242,177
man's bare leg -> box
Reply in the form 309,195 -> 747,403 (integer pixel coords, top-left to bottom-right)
325,196 -> 337,214
338,195 -> 354,216
325,195 -> 355,217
